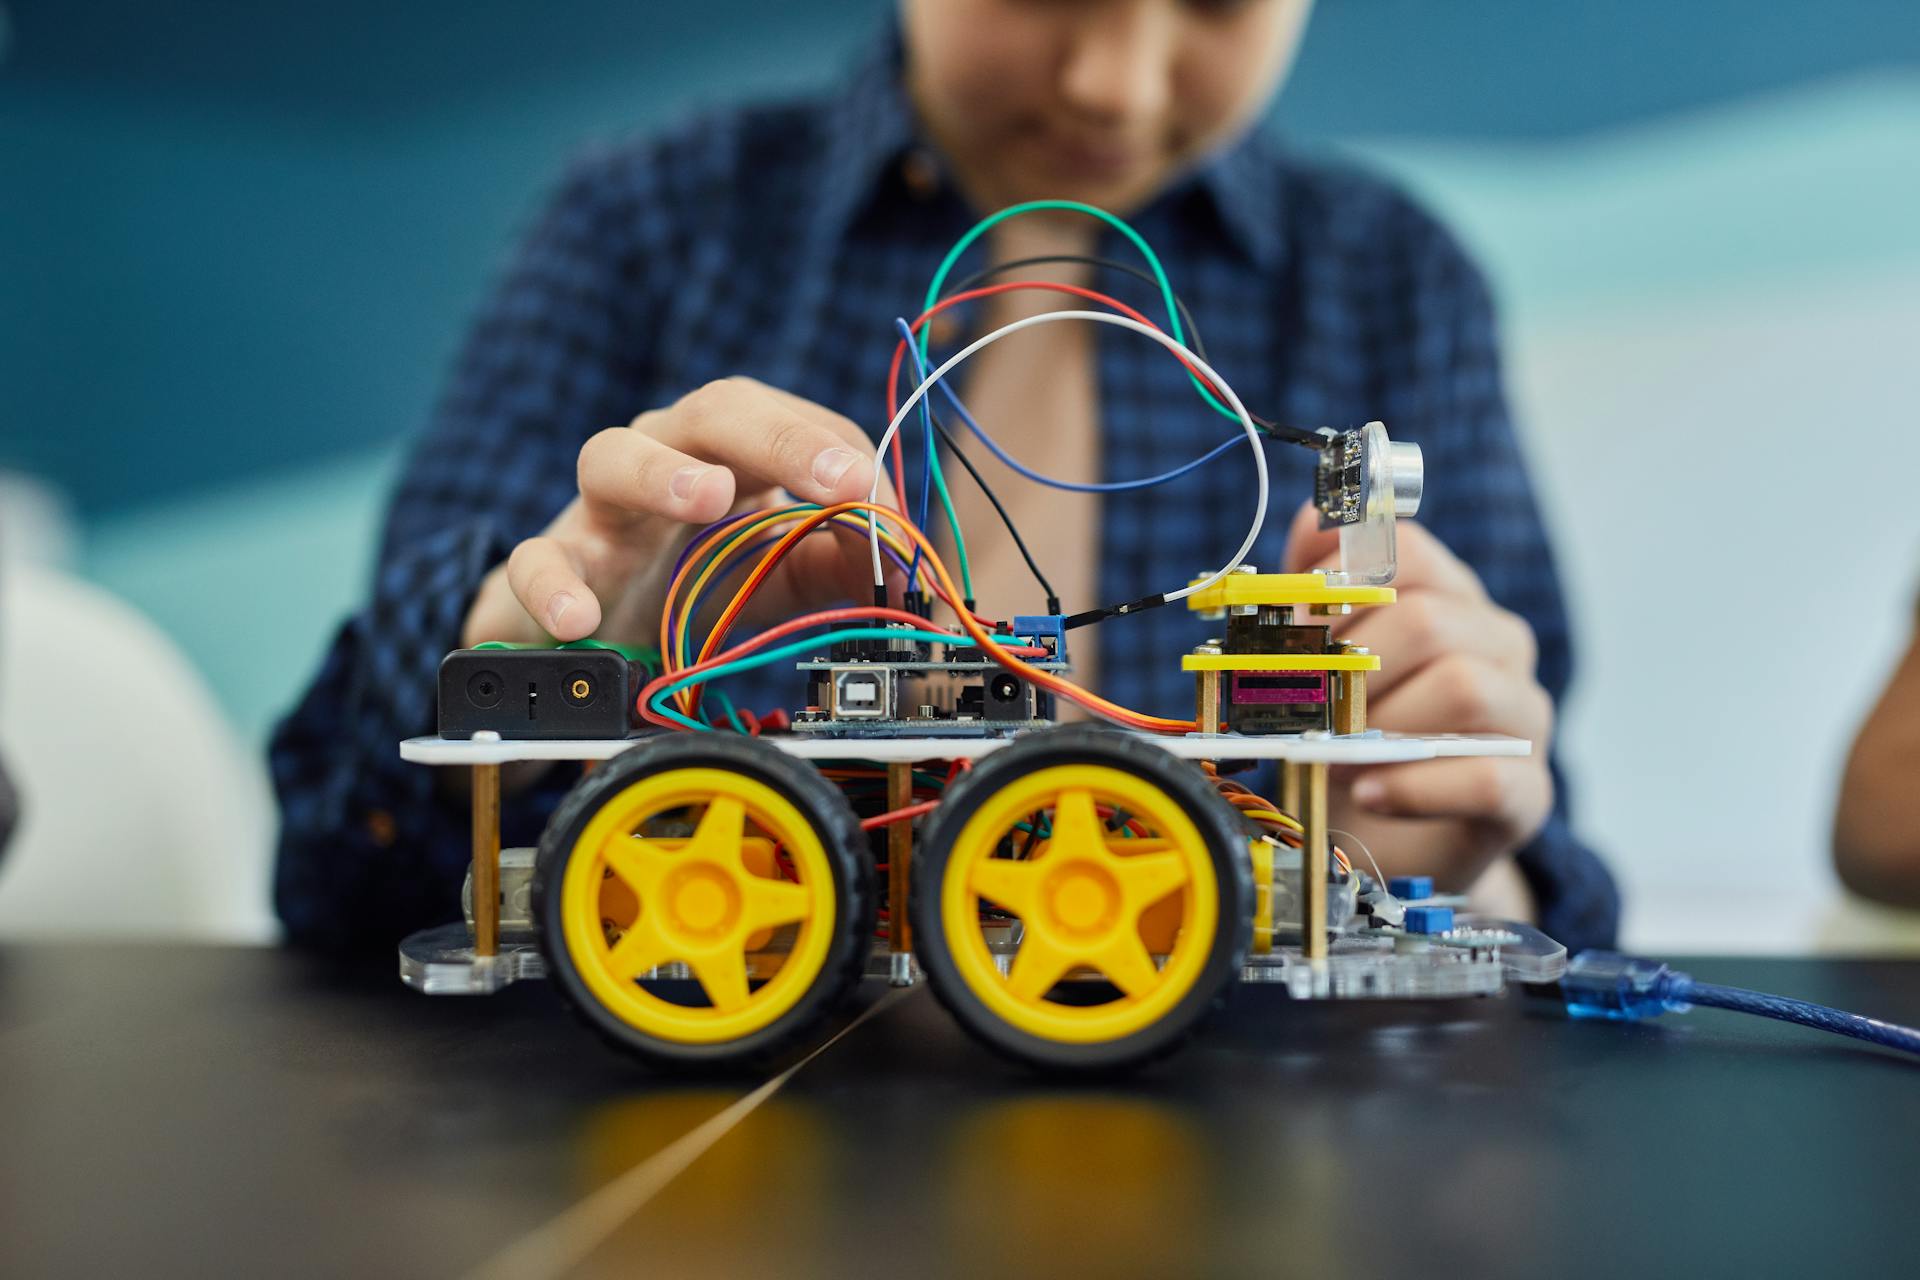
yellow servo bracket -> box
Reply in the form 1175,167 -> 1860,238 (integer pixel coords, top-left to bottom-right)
1249,837 -> 1274,956
1180,652 -> 1381,673
1184,571 -> 1395,614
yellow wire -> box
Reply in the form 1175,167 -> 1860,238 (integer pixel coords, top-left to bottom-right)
669,509 -> 913,714
672,500 -> 1193,733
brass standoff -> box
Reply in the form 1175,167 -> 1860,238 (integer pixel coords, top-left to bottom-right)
1331,642 -> 1370,736
1192,641 -> 1223,734
471,762 -> 502,957
1280,760 -> 1302,819
886,761 -> 914,960
1302,761 -> 1330,962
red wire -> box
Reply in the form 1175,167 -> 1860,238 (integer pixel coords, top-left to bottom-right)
860,799 -> 940,831
884,279 -> 1229,489
694,506 -> 984,677
670,505 -> 995,717
658,499 -> 1193,734
636,603 -> 1045,729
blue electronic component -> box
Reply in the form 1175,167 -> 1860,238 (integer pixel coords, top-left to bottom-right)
1561,951 -> 1690,1021
1387,875 -> 1433,901
1561,951 -> 1920,1057
1011,615 -> 1069,661
1403,905 -> 1454,934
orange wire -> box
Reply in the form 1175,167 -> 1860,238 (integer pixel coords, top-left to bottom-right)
861,799 -> 941,831
691,501 -> 1194,734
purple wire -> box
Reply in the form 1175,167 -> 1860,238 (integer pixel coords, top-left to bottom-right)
668,507 -> 912,585
890,316 -> 1254,494
667,510 -> 761,583
667,525 -> 915,663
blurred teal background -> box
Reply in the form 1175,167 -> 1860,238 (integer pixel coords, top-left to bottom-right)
2,0 -> 1917,946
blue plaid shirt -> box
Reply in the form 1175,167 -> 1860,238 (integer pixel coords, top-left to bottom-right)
271,34 -> 1618,954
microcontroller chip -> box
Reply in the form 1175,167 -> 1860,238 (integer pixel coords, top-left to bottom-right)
1313,428 -> 1368,527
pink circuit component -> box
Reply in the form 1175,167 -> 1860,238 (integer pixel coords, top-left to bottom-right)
1230,672 -> 1328,704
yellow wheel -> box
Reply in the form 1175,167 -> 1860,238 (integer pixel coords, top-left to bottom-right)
533,734 -> 873,1067
910,725 -> 1252,1071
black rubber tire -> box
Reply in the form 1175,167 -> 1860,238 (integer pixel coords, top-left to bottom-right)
909,724 -> 1253,1073
532,734 -> 874,1070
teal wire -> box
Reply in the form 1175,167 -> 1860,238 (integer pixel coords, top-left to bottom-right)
702,688 -> 750,734
676,506 -> 896,669
649,627 -> 1025,731
919,198 -> 1239,425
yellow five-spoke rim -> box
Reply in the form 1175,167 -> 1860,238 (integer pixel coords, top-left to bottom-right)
940,764 -> 1219,1045
560,767 -> 835,1045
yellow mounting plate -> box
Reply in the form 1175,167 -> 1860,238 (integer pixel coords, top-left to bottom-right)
1181,653 -> 1381,673
1184,571 -> 1394,613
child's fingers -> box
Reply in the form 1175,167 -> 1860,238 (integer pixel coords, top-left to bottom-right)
1367,651 -> 1554,741
1349,757 -> 1552,833
505,535 -> 602,641
577,428 -> 736,525
1335,589 -> 1538,698
1281,501 -> 1337,573
642,377 -> 875,506
1294,510 -> 1485,603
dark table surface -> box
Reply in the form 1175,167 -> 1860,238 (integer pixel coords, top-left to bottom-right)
1,944 -> 1915,1279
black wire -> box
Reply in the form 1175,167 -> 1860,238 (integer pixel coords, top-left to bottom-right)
938,253 -> 1325,450
946,253 -> 1217,363
927,411 -> 1060,615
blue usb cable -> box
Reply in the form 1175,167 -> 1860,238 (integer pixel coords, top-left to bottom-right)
1561,951 -> 1920,1057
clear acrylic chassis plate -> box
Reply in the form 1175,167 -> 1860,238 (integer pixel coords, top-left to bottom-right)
399,918 -> 1566,1000
398,728 -> 1548,999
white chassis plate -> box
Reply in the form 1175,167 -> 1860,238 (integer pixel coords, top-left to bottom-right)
399,730 -> 1530,767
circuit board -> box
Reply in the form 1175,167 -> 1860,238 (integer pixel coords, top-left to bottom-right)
1313,426 -> 1367,527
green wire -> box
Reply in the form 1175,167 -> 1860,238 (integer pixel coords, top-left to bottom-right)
677,508 -> 812,669
472,637 -> 662,665
911,200 -> 1217,598
919,198 -> 1240,426
702,687 -> 751,734
929,461 -> 970,600
648,626 -> 1023,731
676,505 -> 889,668
900,334 -> 973,600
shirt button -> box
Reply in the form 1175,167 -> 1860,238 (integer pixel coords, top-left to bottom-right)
365,809 -> 397,847
901,149 -> 941,200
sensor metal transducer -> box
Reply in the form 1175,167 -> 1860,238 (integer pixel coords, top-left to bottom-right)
1311,420 -> 1423,586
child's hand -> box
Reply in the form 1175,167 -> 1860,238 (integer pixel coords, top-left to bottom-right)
462,378 -> 888,649
1281,503 -> 1555,892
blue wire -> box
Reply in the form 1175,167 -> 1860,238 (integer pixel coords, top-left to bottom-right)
677,532 -> 918,668
1561,951 -> 1920,1059
903,327 -> 940,594
1676,977 -> 1920,1056
891,317 -> 1253,495
649,625 -> 1026,732
905,424 -> 934,594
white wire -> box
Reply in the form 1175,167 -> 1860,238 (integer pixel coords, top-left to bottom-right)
1330,827 -> 1385,889
866,309 -> 1267,601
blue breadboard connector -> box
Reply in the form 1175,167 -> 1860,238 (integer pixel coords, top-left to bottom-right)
1403,905 -> 1454,934
1387,875 -> 1434,901
1011,615 -> 1069,661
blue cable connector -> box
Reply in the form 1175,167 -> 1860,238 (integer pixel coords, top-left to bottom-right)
1562,951 -> 1920,1058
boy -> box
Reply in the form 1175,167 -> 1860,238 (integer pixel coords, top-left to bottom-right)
272,0 -> 1617,953
1835,618 -> 1920,906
